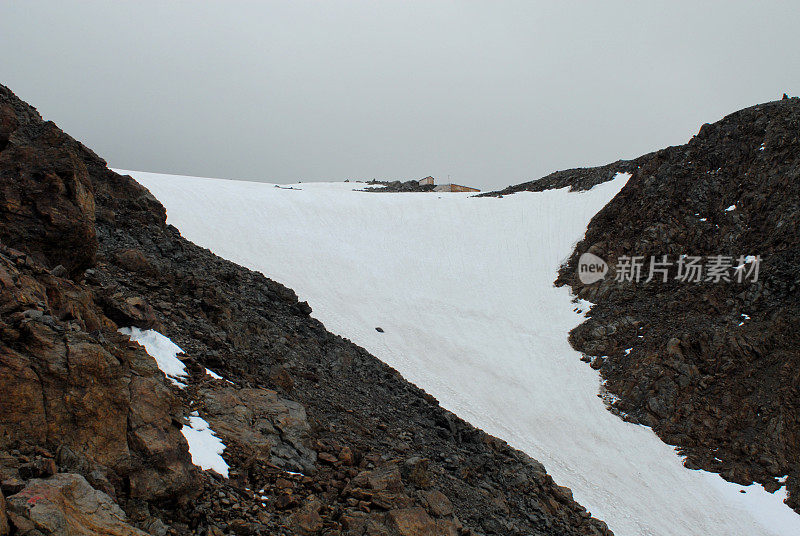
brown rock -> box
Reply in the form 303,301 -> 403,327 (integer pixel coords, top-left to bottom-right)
423,490 -> 453,517
387,507 -> 438,536
114,249 -> 156,276
350,464 -> 402,491
436,519 -> 459,536
6,473 -> 148,535
339,446 -> 354,466
666,337 -> 683,358
404,458 -> 431,489
318,452 -> 338,465
275,478 -> 293,490
0,321 -> 128,467
0,252 -> 198,503
228,519 -> 257,535
370,490 -> 414,510
339,511 -> 369,532
103,294 -> 161,330
0,488 -> 8,536
269,365 -> 295,392
289,498 -> 323,534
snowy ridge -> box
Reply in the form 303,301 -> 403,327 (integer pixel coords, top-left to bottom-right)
124,169 -> 800,536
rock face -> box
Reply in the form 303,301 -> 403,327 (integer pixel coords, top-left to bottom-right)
198,386 -> 317,473
1,82 -> 611,535
479,160 -> 641,197
0,243 -> 198,501
490,97 -> 800,510
0,106 -> 97,275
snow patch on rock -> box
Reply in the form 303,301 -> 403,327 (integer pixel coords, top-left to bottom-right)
119,326 -> 187,387
181,416 -> 229,477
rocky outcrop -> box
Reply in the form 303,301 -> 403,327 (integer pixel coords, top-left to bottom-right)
0,244 -> 198,502
478,160 -> 642,197
6,473 -> 148,536
490,96 -> 800,510
197,386 -> 317,473
0,84 -> 198,533
363,179 -> 436,193
0,115 -> 97,275
1,82 -> 612,535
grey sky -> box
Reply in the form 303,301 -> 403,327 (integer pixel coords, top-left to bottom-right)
1,1 -> 798,190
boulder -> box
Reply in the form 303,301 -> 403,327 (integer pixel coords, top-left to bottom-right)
113,249 -> 157,276
289,498 -> 323,534
6,473 -> 148,536
422,490 -> 453,517
199,386 -> 315,472
387,508 -> 437,536
350,464 -> 402,492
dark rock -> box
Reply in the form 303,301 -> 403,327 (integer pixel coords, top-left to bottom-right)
487,95 -> 800,510
0,488 -> 8,536
364,179 -> 437,193
18,458 -> 56,479
422,489 -> 453,517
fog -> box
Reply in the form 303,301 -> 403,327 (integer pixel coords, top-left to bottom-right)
1,1 -> 798,189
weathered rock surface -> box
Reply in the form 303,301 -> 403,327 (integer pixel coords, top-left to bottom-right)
0,245 -> 198,501
387,507 -> 437,536
197,386 -> 316,473
6,473 -> 148,536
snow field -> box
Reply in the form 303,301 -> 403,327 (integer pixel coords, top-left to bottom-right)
125,169 -> 800,536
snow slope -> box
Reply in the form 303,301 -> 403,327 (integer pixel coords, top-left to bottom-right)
125,169 -> 800,536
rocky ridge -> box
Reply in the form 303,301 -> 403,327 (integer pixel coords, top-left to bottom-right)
0,84 -> 611,535
363,180 -> 436,193
489,96 -> 800,511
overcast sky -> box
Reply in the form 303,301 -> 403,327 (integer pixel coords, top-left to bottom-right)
1,1 -> 798,190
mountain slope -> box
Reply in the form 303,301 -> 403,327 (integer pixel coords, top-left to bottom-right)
491,97 -> 800,509
127,163 -> 797,536
557,98 -> 800,509
0,85 -> 613,535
